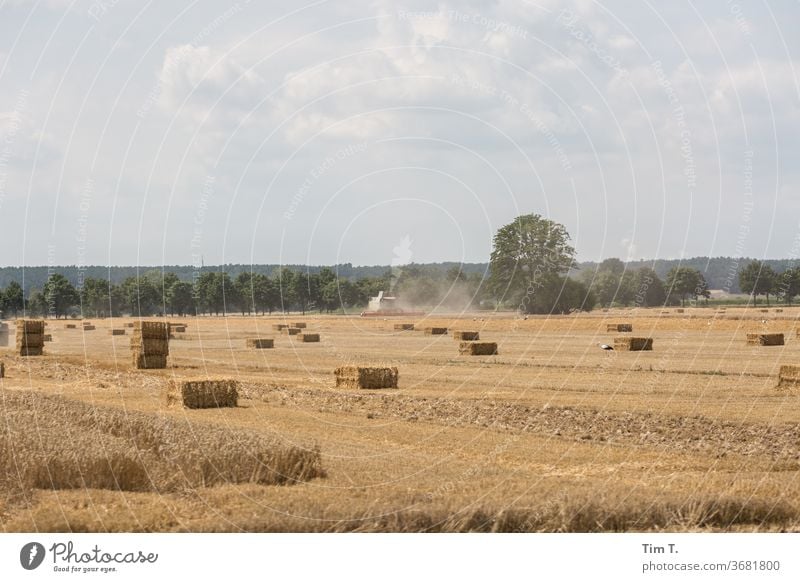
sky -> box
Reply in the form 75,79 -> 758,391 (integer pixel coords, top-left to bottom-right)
0,0 -> 798,268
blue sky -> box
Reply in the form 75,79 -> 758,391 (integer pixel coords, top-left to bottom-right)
0,0 -> 798,267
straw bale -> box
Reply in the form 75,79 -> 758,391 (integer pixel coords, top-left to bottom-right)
16,320 -> 45,334
300,333 -> 320,343
272,324 -> 288,331
334,366 -> 398,389
746,333 -> 784,346
133,320 -> 169,339
606,324 -> 632,332
124,322 -> 135,328
82,325 -> 96,331
131,352 -> 168,369
777,365 -> 800,391
453,331 -> 480,341
283,327 -> 301,335
65,323 -> 76,329
459,341 -> 498,356
16,332 -> 44,348
293,322 -> 307,329
165,379 -> 239,409
0,362 -> 4,378
614,337 -> 653,351
109,329 -> 126,336
393,323 -> 415,331
130,337 -> 169,355
42,334 -> 52,342
246,338 -> 274,349
424,327 -> 448,335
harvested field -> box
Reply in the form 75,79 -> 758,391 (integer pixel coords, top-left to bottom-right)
614,337 -> 653,351
747,333 -> 784,346
453,331 -> 479,341
777,365 -> 800,391
165,379 -> 239,409
334,366 -> 398,389
459,341 -> 498,355
3,310 -> 800,533
246,338 -> 274,349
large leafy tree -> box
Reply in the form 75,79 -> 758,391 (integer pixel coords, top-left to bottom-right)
633,267 -> 666,307
167,280 -> 196,316
80,277 -> 113,317
739,260 -> 777,306
43,273 -> 80,318
775,267 -> 800,304
488,214 -> 583,314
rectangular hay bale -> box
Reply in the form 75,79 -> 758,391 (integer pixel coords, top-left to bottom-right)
133,320 -> 169,339
746,333 -> 784,346
0,362 -> 4,378
82,325 -> 96,331
334,366 -> 398,389
293,322 -> 307,329
272,324 -> 289,331
459,341 -> 498,356
131,351 -> 168,369
614,337 -> 653,351
42,334 -> 52,342
65,323 -> 76,329
424,327 -> 448,335
300,333 -> 320,343
124,322 -> 135,328
282,327 -> 301,335
109,329 -> 126,336
130,337 -> 169,355
16,320 -> 45,334
777,365 -> 800,391
453,331 -> 480,341
246,338 -> 274,349
16,332 -> 44,348
165,379 -> 239,409
606,324 -> 632,332
393,323 -> 415,331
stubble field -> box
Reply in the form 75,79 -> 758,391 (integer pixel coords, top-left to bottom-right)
1,307 -> 799,532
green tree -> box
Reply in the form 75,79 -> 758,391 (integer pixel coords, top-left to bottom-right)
775,267 -> 800,304
273,268 -> 298,313
43,273 -> 79,318
488,214 -> 576,314
26,288 -> 47,317
666,267 -> 703,307
3,281 -> 24,317
167,281 -> 195,316
80,277 -> 112,317
738,261 -> 777,306
235,272 -> 256,315
633,268 -> 666,307
120,276 -> 161,316
195,272 -> 236,315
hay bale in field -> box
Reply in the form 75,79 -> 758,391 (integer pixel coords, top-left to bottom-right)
15,320 -> 44,356
614,337 -> 653,351
393,323 -> 415,331
777,365 -> 800,391
170,325 -> 186,333
0,362 -> 4,378
676,308 -> 685,313
272,324 -> 288,331
282,327 -> 301,335
746,333 -> 784,346
760,309 -> 769,313
131,320 -> 169,369
300,333 -> 320,343
109,329 -> 126,336
124,322 -> 135,328
453,331 -> 480,341
246,338 -> 274,349
82,325 -> 96,331
64,323 -> 76,329
776,309 -> 784,313
293,322 -> 307,329
606,323 -> 632,332
165,379 -> 239,409
424,327 -> 448,335
334,366 -> 398,389
459,341 -> 498,356
42,334 -> 52,342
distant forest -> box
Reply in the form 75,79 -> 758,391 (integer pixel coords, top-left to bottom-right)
0,257 -> 794,294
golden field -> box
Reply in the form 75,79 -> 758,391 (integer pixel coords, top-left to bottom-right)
1,307 -> 799,532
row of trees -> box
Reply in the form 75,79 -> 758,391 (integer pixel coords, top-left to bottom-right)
0,213 -> 797,318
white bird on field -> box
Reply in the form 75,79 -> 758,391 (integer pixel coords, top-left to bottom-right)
599,343 -> 614,351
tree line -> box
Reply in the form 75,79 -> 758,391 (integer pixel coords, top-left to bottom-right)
1,215 -> 798,318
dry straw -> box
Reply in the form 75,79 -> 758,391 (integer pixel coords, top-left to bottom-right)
334,366 -> 398,389
459,341 -> 498,356
424,327 -> 448,335
165,379 -> 239,409
246,338 -> 274,349
746,333 -> 784,346
606,324 -> 632,332
453,331 -> 480,341
0,390 -> 324,492
614,337 -> 653,351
